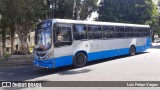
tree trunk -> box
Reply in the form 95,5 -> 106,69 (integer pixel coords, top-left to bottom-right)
15,23 -> 30,55
20,39 -> 30,54
2,28 -> 6,55
10,24 -> 15,54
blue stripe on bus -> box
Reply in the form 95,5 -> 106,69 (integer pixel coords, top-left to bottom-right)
34,37 -> 151,68
54,55 -> 73,68
88,48 -> 130,61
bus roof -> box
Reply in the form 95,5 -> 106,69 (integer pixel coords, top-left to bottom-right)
50,18 -> 150,28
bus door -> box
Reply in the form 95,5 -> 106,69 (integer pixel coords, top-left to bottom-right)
53,24 -> 73,67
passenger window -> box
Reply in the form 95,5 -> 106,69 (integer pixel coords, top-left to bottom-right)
125,27 -> 133,32
115,26 -> 125,38
125,27 -> 134,37
73,25 -> 87,40
115,26 -> 125,32
141,28 -> 150,37
134,27 -> 141,37
87,25 -> 101,39
134,27 -> 141,32
102,26 -> 114,38
54,27 -> 72,47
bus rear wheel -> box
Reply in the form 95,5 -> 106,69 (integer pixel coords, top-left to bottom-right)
73,52 -> 87,68
129,45 -> 136,56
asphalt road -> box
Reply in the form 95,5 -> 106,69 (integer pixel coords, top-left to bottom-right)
0,44 -> 160,90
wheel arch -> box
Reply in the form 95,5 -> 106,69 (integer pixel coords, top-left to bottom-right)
130,44 -> 136,50
73,50 -> 88,59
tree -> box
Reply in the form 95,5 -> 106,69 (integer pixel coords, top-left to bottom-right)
0,0 -> 46,54
47,0 -> 98,20
0,0 -> 98,54
146,2 -> 160,37
98,0 -> 155,24
73,0 -> 98,20
14,0 -> 46,54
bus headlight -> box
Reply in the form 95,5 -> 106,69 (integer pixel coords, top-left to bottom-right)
45,55 -> 49,60
45,53 -> 53,60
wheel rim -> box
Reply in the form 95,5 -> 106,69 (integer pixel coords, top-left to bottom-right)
131,47 -> 135,55
76,56 -> 85,65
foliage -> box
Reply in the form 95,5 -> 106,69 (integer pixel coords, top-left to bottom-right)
73,0 -> 98,20
0,52 -> 11,60
0,0 -> 45,54
146,2 -> 160,35
47,0 -> 98,20
98,0 -> 155,24
0,0 -> 98,55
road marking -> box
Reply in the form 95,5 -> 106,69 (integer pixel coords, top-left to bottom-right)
7,73 -> 14,75
0,72 -> 5,75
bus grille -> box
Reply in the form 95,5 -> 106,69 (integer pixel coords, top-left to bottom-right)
36,53 -> 46,57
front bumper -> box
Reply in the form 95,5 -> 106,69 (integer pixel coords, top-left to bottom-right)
33,58 -> 54,68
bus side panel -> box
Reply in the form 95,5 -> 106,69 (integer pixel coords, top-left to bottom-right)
102,39 -> 126,58
145,37 -> 151,49
125,37 -> 150,53
115,39 -> 128,56
136,37 -> 151,52
125,38 -> 137,53
53,55 -> 73,68
102,39 -> 116,58
87,40 -> 103,61
53,45 -> 73,68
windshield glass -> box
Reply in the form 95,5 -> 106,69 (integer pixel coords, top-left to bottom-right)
35,28 -> 52,51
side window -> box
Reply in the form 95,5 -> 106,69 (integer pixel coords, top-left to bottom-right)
134,27 -> 141,37
102,26 -> 114,38
125,27 -> 133,32
87,25 -> 101,39
125,27 -> 134,37
115,26 -> 125,32
73,25 -> 87,40
141,28 -> 150,37
54,27 -> 72,47
115,26 -> 125,38
141,28 -> 146,37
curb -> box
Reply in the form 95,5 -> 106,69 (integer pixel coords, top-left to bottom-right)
0,63 -> 33,66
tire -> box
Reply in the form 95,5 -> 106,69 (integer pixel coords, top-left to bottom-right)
129,45 -> 136,56
73,52 -> 87,68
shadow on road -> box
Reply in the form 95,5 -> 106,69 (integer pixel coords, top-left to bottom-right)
58,69 -> 91,75
150,45 -> 160,49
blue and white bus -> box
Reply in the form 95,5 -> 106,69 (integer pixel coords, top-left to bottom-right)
34,19 -> 151,68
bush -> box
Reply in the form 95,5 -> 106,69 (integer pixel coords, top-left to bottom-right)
1,53 -> 11,60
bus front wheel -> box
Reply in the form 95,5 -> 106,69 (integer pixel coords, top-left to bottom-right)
73,52 -> 87,68
129,45 -> 136,56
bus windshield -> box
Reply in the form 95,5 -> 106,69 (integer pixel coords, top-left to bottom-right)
35,28 -> 52,51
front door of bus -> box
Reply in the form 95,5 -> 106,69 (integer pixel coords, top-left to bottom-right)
53,24 -> 73,68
